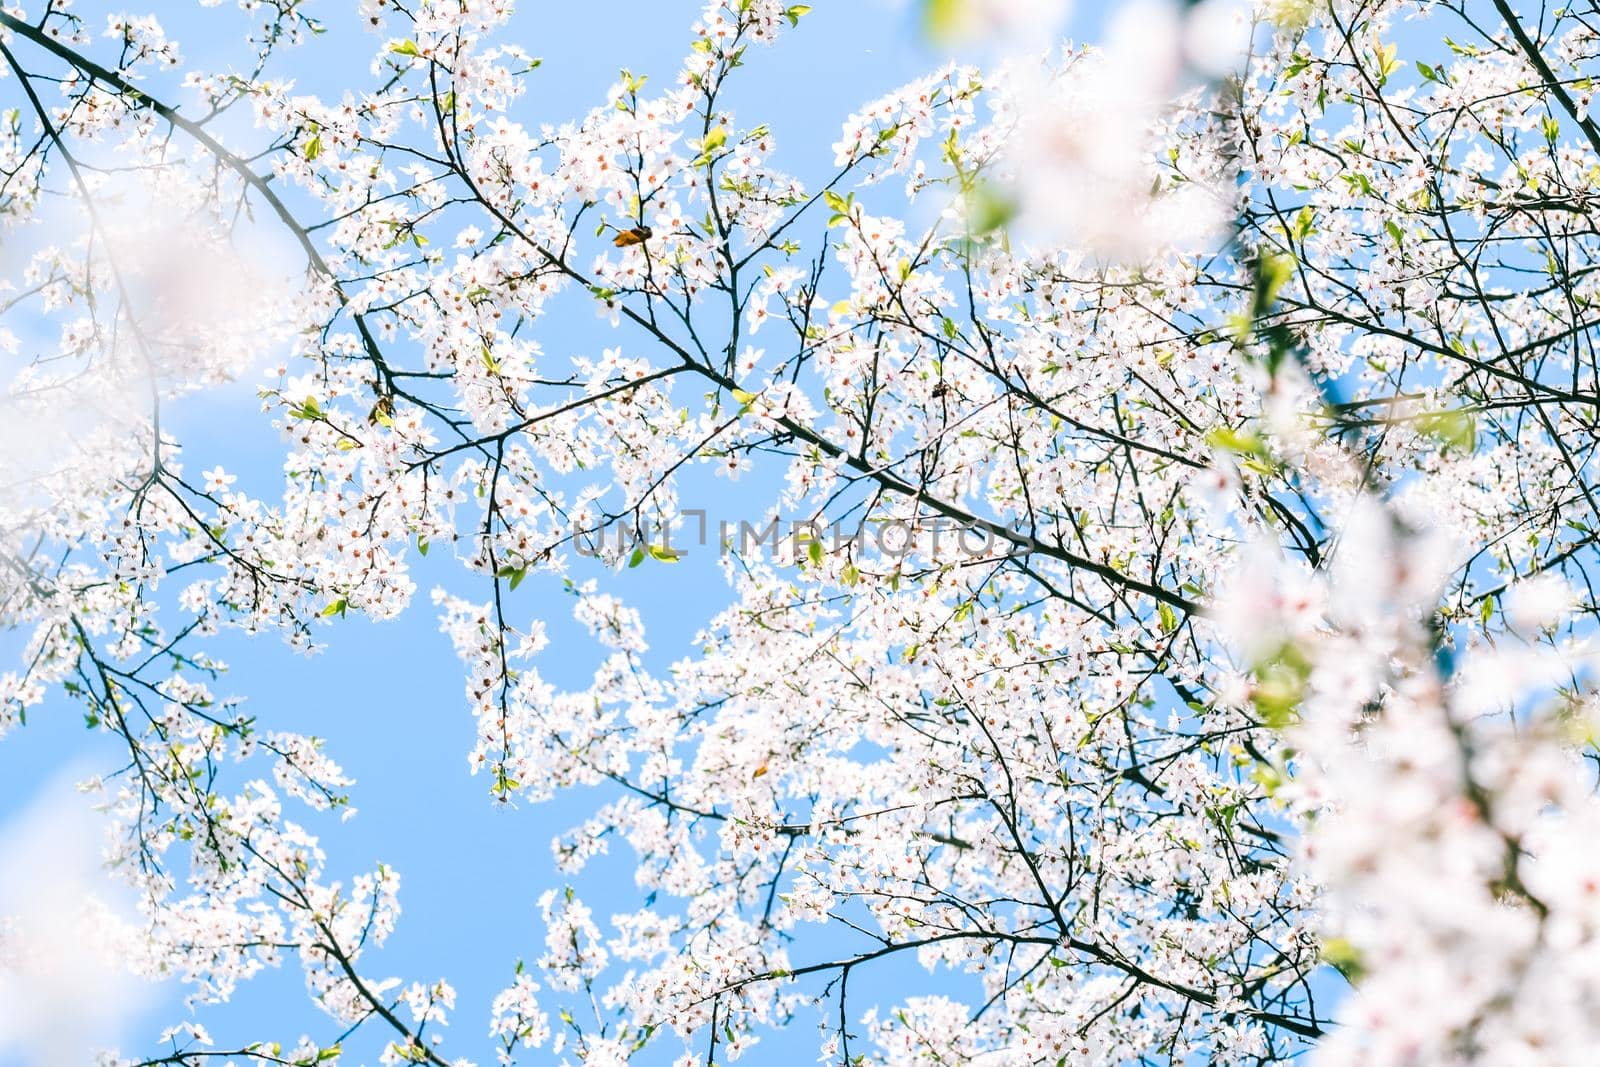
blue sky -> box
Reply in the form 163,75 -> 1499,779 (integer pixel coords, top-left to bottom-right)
0,1 -> 1061,1063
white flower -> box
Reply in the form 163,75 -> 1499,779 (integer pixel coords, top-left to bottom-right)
201,466 -> 236,494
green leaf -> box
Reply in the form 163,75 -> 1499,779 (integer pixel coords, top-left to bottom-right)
784,4 -> 811,26
698,126 -> 727,159
390,39 -> 421,57
1320,936 -> 1366,982
1251,644 -> 1312,729
922,0 -> 964,42
1256,252 -> 1295,309
1249,761 -> 1284,797
628,546 -> 647,568
1292,205 -> 1316,242
1204,426 -> 1267,457
304,135 -> 322,161
496,564 -> 528,590
732,387 -> 760,414
1269,0 -> 1314,30
1158,602 -> 1178,634
321,598 -> 348,619
966,181 -> 1017,235
1417,409 -> 1476,452
647,543 -> 681,563
1374,41 -> 1402,86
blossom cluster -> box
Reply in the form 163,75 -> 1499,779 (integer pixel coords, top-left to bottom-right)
3,0 -> 1600,1064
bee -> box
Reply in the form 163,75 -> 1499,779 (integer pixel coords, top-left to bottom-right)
932,380 -> 950,399
612,225 -> 653,248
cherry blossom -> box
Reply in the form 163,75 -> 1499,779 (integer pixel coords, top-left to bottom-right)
4,0 -> 1600,1063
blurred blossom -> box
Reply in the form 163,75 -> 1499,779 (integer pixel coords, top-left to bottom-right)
1207,535 -> 1323,663
1001,0 -> 1232,261
0,176 -> 295,497
1505,574 -> 1577,634
1184,0 -> 1255,77
0,771 -> 157,1066
1451,642 -> 1582,720
925,0 -> 1073,50
1326,498 -> 1456,628
1259,364 -> 1325,463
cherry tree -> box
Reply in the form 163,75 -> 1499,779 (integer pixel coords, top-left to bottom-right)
3,0 -> 1600,1063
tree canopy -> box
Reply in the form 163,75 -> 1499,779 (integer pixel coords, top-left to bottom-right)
4,0 -> 1600,1063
